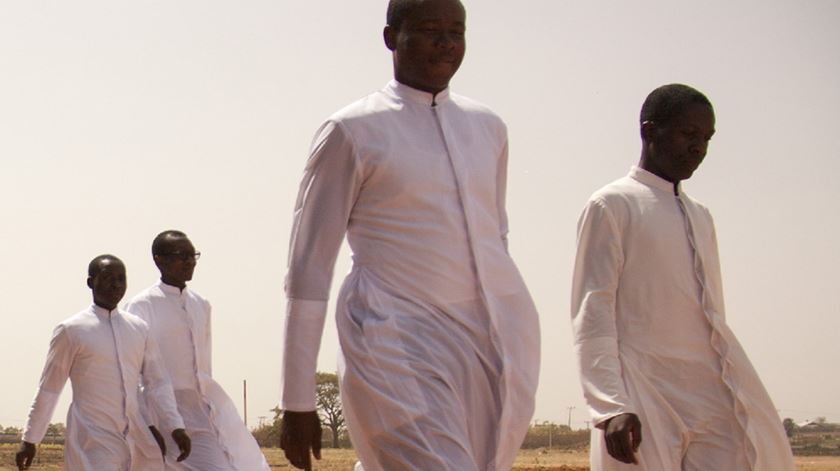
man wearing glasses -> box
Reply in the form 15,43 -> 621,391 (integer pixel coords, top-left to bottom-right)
126,230 -> 269,471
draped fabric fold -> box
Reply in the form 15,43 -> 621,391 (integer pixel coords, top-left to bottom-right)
572,167 -> 795,470
282,80 -> 540,470
23,305 -> 182,470
127,282 -> 270,471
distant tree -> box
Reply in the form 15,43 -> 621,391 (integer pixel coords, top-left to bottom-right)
47,423 -> 65,435
252,406 -> 283,448
815,416 -> 827,424
782,418 -> 797,438
3,426 -> 22,435
45,423 -> 65,443
316,372 -> 345,448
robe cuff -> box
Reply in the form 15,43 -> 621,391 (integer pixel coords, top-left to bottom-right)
280,299 -> 327,411
22,389 -> 60,444
574,337 -> 635,425
145,384 -> 186,432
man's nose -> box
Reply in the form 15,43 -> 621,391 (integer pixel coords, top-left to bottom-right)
435,32 -> 457,48
689,139 -> 708,157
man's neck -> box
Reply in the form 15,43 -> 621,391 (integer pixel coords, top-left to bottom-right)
93,302 -> 116,313
638,157 -> 680,195
160,278 -> 187,292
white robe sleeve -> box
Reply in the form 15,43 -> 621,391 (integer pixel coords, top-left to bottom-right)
22,324 -> 76,444
140,330 -> 185,433
571,199 -> 636,426
281,120 -> 363,411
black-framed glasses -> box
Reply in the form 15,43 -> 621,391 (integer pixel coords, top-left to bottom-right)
158,251 -> 201,262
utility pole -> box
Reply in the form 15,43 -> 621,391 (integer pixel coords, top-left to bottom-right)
243,379 -> 248,427
567,406 -> 576,429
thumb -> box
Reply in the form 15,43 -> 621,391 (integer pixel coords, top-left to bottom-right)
632,420 -> 643,450
313,434 -> 322,460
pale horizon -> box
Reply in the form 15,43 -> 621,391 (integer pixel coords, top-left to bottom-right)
1,0 -> 838,433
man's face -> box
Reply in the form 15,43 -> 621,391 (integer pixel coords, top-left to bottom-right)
386,0 -> 466,94
89,260 -> 127,311
154,236 -> 197,287
645,103 -> 716,183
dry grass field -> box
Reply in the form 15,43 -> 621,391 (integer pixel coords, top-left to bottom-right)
1,445 -> 838,470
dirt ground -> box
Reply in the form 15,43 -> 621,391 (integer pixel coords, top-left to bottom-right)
1,445 -> 838,470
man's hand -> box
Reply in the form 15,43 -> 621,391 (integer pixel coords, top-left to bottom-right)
149,425 -> 166,457
280,410 -> 322,471
171,428 -> 191,462
604,413 -> 642,464
15,441 -> 36,471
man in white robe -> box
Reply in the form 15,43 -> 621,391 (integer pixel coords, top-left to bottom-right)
125,230 -> 270,471
279,1 -> 540,470
571,84 -> 795,470
16,255 -> 190,471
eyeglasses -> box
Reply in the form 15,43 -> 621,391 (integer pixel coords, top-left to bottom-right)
157,252 -> 201,262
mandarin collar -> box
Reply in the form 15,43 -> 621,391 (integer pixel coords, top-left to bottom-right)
629,166 -> 683,195
91,304 -> 118,319
385,80 -> 450,107
157,280 -> 187,296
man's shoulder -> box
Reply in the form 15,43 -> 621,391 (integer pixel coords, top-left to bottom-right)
118,309 -> 151,331
588,175 -> 644,205
57,308 -> 93,331
449,92 -> 504,122
127,284 -> 166,304
327,89 -> 391,123
185,288 -> 210,309
186,286 -> 207,300
680,191 -> 714,220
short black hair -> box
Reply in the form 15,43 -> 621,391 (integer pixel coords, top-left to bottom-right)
387,0 -> 464,30
152,230 -> 188,256
88,254 -> 123,277
640,83 -> 712,126
387,0 -> 424,29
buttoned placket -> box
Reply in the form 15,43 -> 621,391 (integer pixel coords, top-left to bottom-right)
429,100 -> 512,441
178,292 -> 201,384
106,310 -> 131,437
431,103 -> 501,345
675,192 -> 756,468
178,290 -> 236,468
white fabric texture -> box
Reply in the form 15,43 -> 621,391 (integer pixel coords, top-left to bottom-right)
281,80 -> 540,471
572,166 -> 795,470
23,305 -> 183,471
126,282 -> 270,471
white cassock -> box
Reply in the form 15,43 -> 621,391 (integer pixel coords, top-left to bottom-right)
572,166 -> 795,470
281,80 -> 540,471
23,305 -> 184,471
126,281 -> 270,471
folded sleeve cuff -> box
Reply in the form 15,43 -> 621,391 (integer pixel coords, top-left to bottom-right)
280,299 -> 328,411
574,337 -> 636,425
22,389 -> 61,444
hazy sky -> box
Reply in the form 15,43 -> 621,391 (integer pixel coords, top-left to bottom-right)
2,1 -> 838,432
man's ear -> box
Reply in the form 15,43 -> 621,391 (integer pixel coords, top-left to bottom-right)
86,276 -> 94,289
383,25 -> 397,51
641,120 -> 657,142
